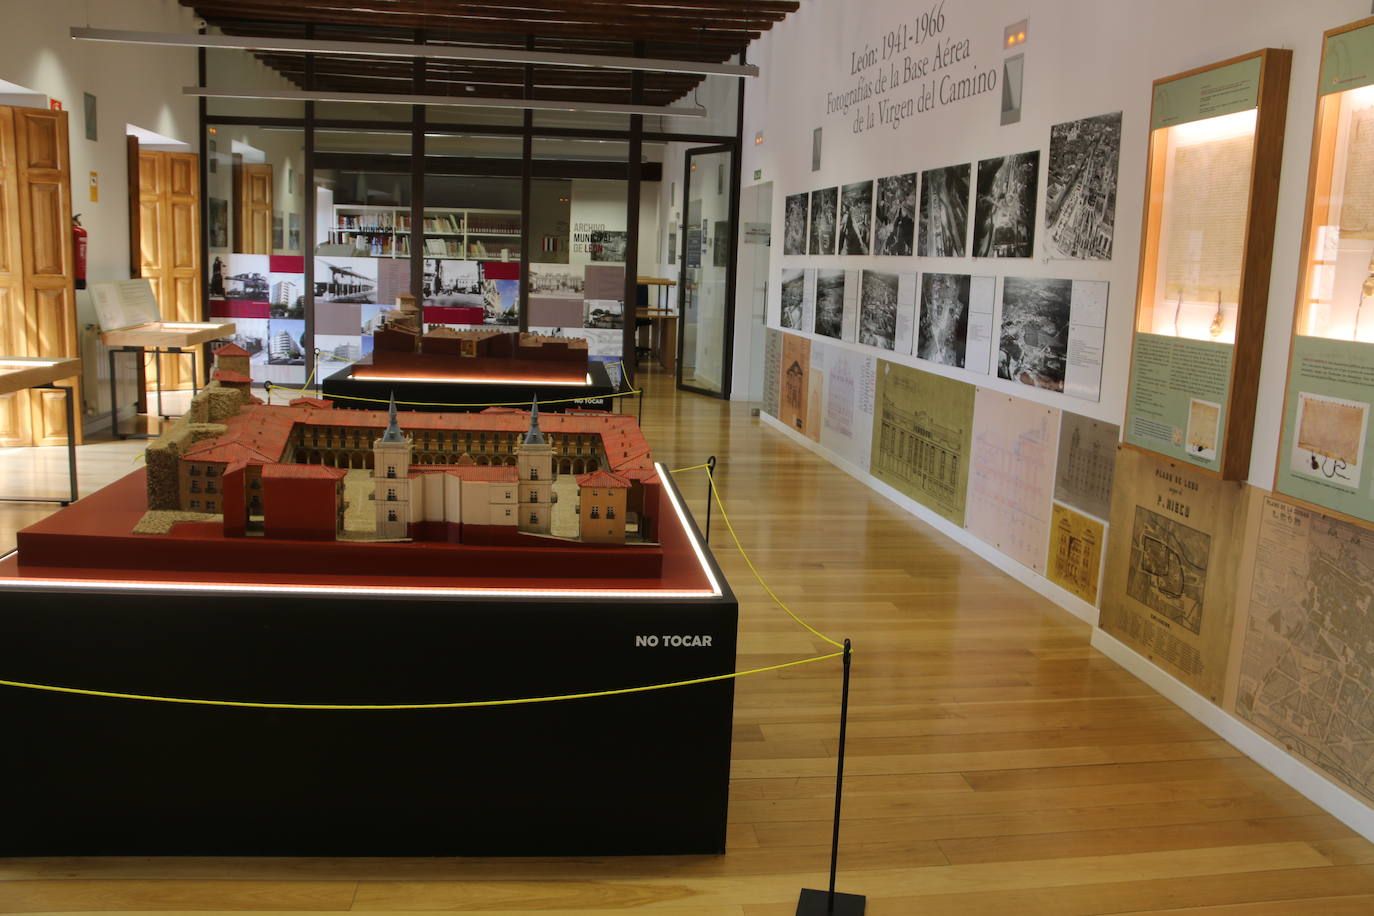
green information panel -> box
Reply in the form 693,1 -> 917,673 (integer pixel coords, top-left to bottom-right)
1276,335 -> 1374,524
870,360 -> 974,526
1151,57 -> 1261,130
1321,22 -> 1374,96
1124,332 -> 1234,472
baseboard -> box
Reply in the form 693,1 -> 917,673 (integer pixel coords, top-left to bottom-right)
1092,629 -> 1374,843
757,412 -> 1099,626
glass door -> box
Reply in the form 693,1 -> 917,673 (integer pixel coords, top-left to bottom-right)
678,145 -> 735,396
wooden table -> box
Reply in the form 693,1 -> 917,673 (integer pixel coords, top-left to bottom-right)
0,356 -> 82,505
100,321 -> 235,439
636,309 -> 680,374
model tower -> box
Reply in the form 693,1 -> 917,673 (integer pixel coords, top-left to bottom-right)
516,398 -> 554,534
373,392 -> 413,538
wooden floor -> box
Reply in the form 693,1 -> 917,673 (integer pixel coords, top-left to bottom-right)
2,367 -> 1372,914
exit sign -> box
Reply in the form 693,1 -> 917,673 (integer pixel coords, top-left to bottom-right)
753,168 -> 762,181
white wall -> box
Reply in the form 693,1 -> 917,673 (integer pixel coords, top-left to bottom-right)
745,0 -> 1372,488
0,0 -> 199,418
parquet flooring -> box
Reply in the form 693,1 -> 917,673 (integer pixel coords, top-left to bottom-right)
0,366 -> 1370,914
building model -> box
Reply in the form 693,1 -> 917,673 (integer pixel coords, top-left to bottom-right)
352,297 -> 590,384
14,345 -> 665,580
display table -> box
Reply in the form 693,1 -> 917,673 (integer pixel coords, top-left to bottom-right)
0,465 -> 737,856
322,358 -> 620,412
637,308 -> 680,374
101,321 -> 235,439
0,356 -> 81,505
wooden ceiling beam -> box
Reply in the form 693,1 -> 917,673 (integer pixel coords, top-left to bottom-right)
254,54 -> 701,89
188,2 -> 760,46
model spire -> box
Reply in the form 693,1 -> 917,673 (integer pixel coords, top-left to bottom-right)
381,390 -> 406,443
524,396 -> 546,445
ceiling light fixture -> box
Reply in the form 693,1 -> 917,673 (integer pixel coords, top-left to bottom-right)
186,86 -> 705,118
71,27 -> 758,78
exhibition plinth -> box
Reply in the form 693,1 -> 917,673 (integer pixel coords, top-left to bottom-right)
0,467 -> 737,856
321,358 -> 621,413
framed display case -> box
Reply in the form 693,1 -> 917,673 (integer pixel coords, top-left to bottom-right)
1123,48 -> 1291,479
1275,18 -> 1374,526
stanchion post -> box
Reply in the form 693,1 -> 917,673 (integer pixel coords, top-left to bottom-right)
796,638 -> 864,915
704,455 -> 717,543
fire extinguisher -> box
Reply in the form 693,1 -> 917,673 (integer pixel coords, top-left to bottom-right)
72,214 -> 87,290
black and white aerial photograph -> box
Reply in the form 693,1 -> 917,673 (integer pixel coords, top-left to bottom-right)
809,187 -> 838,255
783,192 -> 809,255
781,268 -> 806,329
838,180 -> 874,255
1045,111 -> 1121,260
998,276 -> 1071,392
918,164 -> 971,257
973,150 -> 1039,258
814,268 -> 846,339
858,270 -> 899,350
874,172 -> 917,256
917,272 -> 971,368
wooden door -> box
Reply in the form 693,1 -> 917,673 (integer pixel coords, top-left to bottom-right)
136,147 -> 201,390
0,107 -> 29,445
14,107 -> 78,446
233,160 -> 272,254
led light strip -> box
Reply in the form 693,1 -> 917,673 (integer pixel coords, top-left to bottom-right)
352,373 -> 593,386
0,464 -> 722,600
72,27 -> 759,78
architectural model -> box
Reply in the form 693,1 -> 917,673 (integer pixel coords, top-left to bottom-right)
14,344 -> 663,578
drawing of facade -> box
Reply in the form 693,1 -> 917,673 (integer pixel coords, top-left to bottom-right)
875,399 -> 963,502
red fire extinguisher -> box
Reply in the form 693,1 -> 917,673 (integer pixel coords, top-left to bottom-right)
72,214 -> 87,290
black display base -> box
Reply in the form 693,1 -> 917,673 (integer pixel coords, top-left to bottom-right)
320,360 -> 620,413
0,487 -> 735,857
796,889 -> 867,914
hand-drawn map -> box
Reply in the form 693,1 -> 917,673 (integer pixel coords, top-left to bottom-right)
1125,505 -> 1210,635
1234,497 -> 1374,801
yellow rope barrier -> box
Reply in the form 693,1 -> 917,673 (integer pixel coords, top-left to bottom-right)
0,454 -> 843,709
671,464 -> 845,651
0,652 -> 841,711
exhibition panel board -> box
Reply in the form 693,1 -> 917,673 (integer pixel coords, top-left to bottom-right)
1276,16 -> 1374,527
0,468 -> 737,856
1123,48 -> 1291,480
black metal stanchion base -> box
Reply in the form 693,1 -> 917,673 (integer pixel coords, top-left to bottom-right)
796,888 -> 867,915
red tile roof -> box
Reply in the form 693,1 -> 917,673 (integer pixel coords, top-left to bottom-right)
185,403 -> 652,477
213,369 -> 252,384
214,343 -> 250,357
577,470 -> 631,489
261,463 -> 348,480
289,397 -> 332,408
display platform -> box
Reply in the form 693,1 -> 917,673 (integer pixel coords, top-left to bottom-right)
0,465 -> 736,856
322,358 -> 620,412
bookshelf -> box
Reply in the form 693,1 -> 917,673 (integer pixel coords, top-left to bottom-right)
327,205 -> 522,259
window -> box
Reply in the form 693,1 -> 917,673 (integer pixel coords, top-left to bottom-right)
529,467 -> 539,480
190,481 -> 201,493
505,508 -> 511,517
250,478 -> 261,490
387,466 -> 396,478
189,466 -> 200,476
529,512 -> 538,524
590,506 -> 600,519
206,466 -> 219,477
388,510 -> 397,522
205,501 -> 216,511
387,488 -> 397,501
190,500 -> 200,509
505,490 -> 512,499
607,506 -> 616,519
529,492 -> 538,503
206,482 -> 218,494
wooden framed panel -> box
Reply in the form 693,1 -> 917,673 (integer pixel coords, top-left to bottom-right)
0,104 -> 29,446
13,107 -> 78,446
1274,16 -> 1374,528
136,149 -> 202,391
1122,48 -> 1291,480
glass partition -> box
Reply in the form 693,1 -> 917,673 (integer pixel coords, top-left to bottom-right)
679,145 -> 734,395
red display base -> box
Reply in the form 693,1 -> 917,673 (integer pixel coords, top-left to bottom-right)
8,466 -> 718,596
